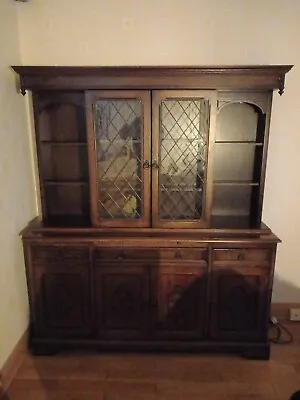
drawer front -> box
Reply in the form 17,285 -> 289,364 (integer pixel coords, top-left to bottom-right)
160,248 -> 208,261
213,248 -> 272,263
94,248 -> 156,261
31,245 -> 89,266
94,248 -> 208,262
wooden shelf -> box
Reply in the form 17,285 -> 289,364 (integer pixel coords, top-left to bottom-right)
40,141 -> 87,146
161,187 -> 202,192
213,181 -> 259,186
44,180 -> 89,186
215,141 -> 263,145
211,215 -> 260,229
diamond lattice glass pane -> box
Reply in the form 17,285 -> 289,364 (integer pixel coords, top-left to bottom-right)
94,99 -> 142,219
159,99 -> 210,220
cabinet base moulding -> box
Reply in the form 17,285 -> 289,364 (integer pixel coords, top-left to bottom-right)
29,338 -> 271,360
271,303 -> 300,322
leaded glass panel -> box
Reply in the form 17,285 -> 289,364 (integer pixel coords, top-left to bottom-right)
159,99 -> 210,220
93,99 -> 143,219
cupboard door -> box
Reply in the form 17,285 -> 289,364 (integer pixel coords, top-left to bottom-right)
210,263 -> 269,341
152,90 -> 217,228
154,263 -> 207,339
86,91 -> 151,228
95,263 -> 150,339
32,251 -> 91,337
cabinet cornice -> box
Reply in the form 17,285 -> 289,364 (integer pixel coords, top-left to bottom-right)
12,65 -> 293,94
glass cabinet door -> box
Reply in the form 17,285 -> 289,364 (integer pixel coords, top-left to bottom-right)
86,91 -> 151,227
152,91 -> 217,228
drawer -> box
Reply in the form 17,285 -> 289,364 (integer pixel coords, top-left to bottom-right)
94,248 -> 208,262
213,248 -> 272,263
95,248 -> 157,261
160,248 -> 208,261
31,245 -> 89,266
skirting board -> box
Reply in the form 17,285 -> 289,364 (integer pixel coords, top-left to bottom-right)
271,303 -> 300,322
0,329 -> 28,397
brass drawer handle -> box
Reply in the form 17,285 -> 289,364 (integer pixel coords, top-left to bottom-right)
237,252 -> 244,261
175,251 -> 183,259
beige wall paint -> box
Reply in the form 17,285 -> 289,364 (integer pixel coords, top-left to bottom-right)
16,0 -> 300,301
0,1 -> 37,369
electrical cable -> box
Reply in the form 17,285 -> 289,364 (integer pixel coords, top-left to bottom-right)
269,316 -> 293,345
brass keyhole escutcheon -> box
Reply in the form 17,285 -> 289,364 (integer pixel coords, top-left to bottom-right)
152,160 -> 159,169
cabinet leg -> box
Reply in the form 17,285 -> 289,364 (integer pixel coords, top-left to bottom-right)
241,344 -> 270,360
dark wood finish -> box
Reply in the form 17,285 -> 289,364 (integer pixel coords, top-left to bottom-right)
153,263 -> 207,339
214,91 -> 273,228
12,65 -> 292,359
28,244 -> 91,338
94,262 -> 150,339
22,233 -> 278,359
12,65 -> 293,94
213,248 -> 272,263
32,91 -> 90,225
95,247 -> 208,261
27,218 -> 274,236
209,247 -> 275,341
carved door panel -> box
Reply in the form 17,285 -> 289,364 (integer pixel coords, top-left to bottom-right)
95,264 -> 150,339
34,265 -> 91,337
210,264 -> 269,341
153,263 -> 207,339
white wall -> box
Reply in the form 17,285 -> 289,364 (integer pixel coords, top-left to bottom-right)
16,0 -> 300,302
0,1 -> 37,369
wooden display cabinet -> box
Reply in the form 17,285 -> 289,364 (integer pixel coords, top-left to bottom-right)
13,65 -> 292,359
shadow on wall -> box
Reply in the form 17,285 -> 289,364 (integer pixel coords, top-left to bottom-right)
272,275 -> 300,304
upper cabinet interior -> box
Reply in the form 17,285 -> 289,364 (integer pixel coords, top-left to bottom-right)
12,65 -> 293,230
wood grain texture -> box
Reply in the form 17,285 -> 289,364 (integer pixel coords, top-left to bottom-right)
0,329 -> 28,396
12,65 -> 293,94
4,339 -> 300,399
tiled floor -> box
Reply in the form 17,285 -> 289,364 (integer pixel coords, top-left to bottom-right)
3,326 -> 300,400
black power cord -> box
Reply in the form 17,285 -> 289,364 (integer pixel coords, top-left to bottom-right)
269,316 -> 293,344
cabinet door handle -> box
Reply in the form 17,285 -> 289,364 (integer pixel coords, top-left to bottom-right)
152,160 -> 159,169
143,160 -> 151,169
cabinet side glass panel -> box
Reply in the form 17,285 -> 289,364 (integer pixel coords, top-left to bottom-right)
159,98 -> 210,221
93,100 -> 143,220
